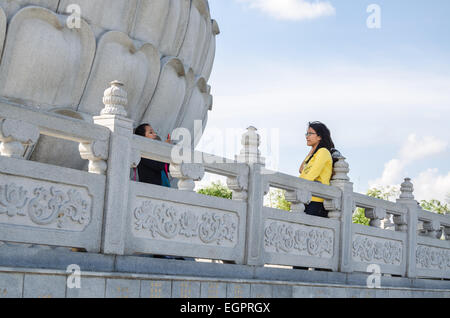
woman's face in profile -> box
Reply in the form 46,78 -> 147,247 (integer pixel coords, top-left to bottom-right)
144,125 -> 158,140
306,127 -> 321,147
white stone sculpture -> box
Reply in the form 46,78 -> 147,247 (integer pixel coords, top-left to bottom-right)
0,1 -> 218,169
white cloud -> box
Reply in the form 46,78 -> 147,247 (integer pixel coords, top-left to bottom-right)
206,58 -> 450,198
414,169 -> 450,202
369,134 -> 449,202
371,159 -> 405,187
399,134 -> 448,164
209,61 -> 450,149
237,0 -> 336,21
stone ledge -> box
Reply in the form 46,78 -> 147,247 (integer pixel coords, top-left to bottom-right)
0,245 -> 449,293
0,266 -> 449,298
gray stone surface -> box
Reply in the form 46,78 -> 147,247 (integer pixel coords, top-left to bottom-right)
115,255 -> 253,280
66,277 -> 106,298
140,280 -> 172,298
0,245 -> 115,272
23,274 -> 66,298
1,266 -> 449,298
0,0 -> 218,171
251,283 -> 273,298
293,285 -> 348,298
226,283 -> 251,298
200,282 -> 227,298
105,278 -> 140,298
172,281 -> 201,298
272,285 -> 293,298
345,287 -> 376,298
0,272 -> 23,298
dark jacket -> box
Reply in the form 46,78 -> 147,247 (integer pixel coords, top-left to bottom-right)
137,158 -> 169,186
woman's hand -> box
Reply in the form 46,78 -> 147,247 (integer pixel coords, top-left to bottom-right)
165,133 -> 172,144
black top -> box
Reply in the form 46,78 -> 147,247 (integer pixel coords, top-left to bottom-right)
137,158 -> 168,186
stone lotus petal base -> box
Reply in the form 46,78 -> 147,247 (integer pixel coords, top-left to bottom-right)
0,1 -> 218,169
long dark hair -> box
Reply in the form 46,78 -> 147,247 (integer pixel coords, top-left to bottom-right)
305,121 -> 337,165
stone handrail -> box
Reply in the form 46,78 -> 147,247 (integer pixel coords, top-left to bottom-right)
0,101 -> 109,252
0,82 -> 448,280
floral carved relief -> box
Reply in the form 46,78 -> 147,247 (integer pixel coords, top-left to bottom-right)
264,221 -> 334,258
133,200 -> 237,246
352,235 -> 402,265
0,180 -> 92,231
416,245 -> 450,270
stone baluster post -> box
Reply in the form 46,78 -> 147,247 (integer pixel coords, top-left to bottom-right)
422,220 -> 442,239
93,81 -> 134,255
365,207 -> 387,228
285,189 -> 312,213
395,178 -> 418,278
169,162 -> 205,191
444,226 -> 450,241
236,126 -> 266,266
226,173 -> 249,202
79,140 -> 108,175
0,119 -> 39,159
329,155 -> 354,273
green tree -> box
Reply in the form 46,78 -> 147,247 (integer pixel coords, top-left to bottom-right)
420,199 -> 450,215
197,181 -> 232,199
266,188 -> 291,211
366,185 -> 400,201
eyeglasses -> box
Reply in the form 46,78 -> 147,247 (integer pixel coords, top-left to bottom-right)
305,133 -> 317,137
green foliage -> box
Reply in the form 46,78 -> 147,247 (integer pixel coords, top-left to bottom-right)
197,181 -> 232,199
266,188 -> 291,211
269,189 -> 291,211
366,185 -> 400,201
352,208 -> 370,226
420,199 -> 450,215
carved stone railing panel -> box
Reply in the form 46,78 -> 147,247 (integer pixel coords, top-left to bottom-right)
261,207 -> 340,270
352,234 -> 403,266
0,176 -> 92,231
350,225 -> 407,275
125,181 -> 246,264
132,199 -> 238,247
264,220 -> 334,259
416,237 -> 450,279
0,155 -> 105,252
415,207 -> 450,279
416,244 -> 450,272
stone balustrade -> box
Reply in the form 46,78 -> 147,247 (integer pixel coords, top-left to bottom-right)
0,82 -> 449,280
0,100 -> 110,253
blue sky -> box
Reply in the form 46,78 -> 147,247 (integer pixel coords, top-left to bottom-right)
197,0 -> 450,202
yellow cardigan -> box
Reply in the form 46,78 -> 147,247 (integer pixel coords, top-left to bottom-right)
299,148 -> 333,203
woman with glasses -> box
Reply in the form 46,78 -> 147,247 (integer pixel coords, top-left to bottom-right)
299,121 -> 337,218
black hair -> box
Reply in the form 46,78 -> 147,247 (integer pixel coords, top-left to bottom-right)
135,123 -> 150,137
305,121 -> 338,165
135,123 -> 162,141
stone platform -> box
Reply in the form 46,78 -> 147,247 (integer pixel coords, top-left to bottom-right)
0,246 -> 449,298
